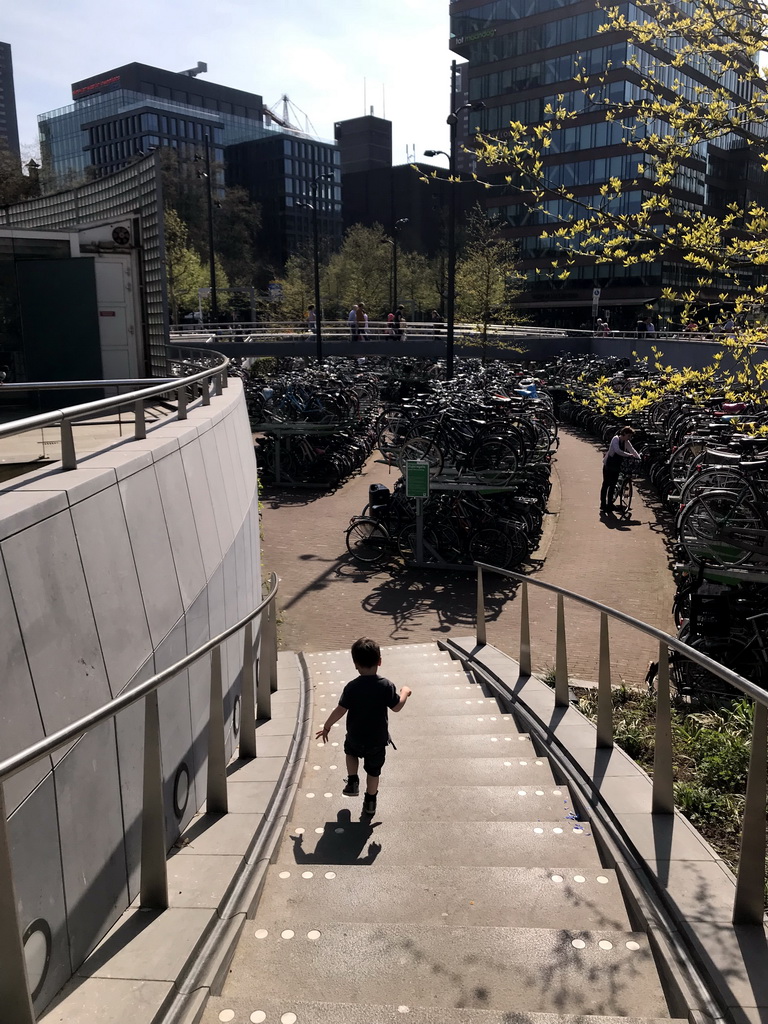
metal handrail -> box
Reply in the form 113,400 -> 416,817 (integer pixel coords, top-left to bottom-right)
0,573 -> 280,1023
0,347 -> 230,470
474,563 -> 767,928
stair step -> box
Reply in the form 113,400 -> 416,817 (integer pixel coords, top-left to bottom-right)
204,998 -> 680,1024
276,820 -> 601,868
223,923 -> 670,1017
310,733 -> 537,759
295,784 -> 566,821
313,671 -> 473,690
258,864 -> 630,929
312,697 -> 503,722
303,756 -> 556,789
309,714 -> 519,741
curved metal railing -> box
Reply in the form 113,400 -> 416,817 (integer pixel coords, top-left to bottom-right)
0,573 -> 280,1023
0,347 -> 230,471
472,564 -> 767,928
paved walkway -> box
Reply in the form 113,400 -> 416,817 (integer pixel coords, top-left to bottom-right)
261,427 -> 676,686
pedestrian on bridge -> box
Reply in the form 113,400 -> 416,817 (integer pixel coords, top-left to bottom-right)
349,304 -> 359,341
316,637 -> 412,817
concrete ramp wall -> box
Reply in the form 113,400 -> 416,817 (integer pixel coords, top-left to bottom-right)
0,381 -> 260,1011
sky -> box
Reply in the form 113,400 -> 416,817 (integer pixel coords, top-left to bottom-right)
4,0 -> 454,166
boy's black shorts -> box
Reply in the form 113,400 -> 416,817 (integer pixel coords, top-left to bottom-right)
344,738 -> 387,777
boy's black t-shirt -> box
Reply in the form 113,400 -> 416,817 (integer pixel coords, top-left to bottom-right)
339,674 -> 399,748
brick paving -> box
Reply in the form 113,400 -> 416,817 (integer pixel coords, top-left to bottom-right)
260,426 -> 676,685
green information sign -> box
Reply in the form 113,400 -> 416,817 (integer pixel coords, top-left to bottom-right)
406,460 -> 430,499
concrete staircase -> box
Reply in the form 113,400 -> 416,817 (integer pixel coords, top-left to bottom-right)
202,643 -> 682,1024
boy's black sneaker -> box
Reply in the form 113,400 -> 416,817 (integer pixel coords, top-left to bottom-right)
362,792 -> 377,816
342,775 -> 359,796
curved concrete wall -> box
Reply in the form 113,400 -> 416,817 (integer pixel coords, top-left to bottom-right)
0,381 -> 260,1010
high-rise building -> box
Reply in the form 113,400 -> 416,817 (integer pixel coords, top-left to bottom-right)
38,62 -> 272,184
0,41 -> 20,157
449,0 -> 767,329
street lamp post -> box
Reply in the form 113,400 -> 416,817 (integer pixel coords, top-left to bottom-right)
425,90 -> 484,379
203,133 -> 219,324
297,172 -> 333,364
392,217 -> 408,314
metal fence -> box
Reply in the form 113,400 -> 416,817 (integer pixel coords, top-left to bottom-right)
473,564 -> 767,927
0,572 -> 280,1023
0,348 -> 229,471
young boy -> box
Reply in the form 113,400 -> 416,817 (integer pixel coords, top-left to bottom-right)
316,637 -> 412,817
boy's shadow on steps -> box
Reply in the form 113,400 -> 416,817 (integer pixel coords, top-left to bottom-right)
290,808 -> 381,865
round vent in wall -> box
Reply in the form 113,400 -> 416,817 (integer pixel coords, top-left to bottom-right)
112,226 -> 131,246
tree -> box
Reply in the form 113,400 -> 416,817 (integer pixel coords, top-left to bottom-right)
325,224 -> 392,317
164,208 -> 229,323
0,143 -> 37,205
278,247 -> 316,320
472,0 -> 768,360
455,205 -> 522,357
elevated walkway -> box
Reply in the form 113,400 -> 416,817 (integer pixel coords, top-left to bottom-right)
202,642 -> 699,1024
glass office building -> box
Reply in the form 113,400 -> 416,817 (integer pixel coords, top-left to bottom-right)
38,62 -> 280,187
450,0 -> 767,328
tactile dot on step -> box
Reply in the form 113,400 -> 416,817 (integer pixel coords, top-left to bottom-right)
315,827 -> 324,834
518,790 -> 527,796
535,790 -> 544,795
490,738 -> 498,743
573,875 -> 585,883
335,827 -> 344,834
504,762 -> 511,766
325,871 -> 336,879
307,930 -> 321,940
219,1012 -> 235,1022
281,929 -> 295,939
626,940 -> 641,950
597,876 -> 610,884
519,760 -> 527,765
534,828 -> 544,834
324,792 -> 333,798
599,940 -> 613,950
571,939 -> 586,949
331,742 -> 339,747
551,874 -> 564,883
553,827 -> 563,834
398,1008 -> 410,1014
302,871 -> 313,879
552,789 -> 562,795
281,1013 -> 298,1024
251,1013 -> 267,1023
573,826 -> 584,833
306,793 -> 315,798
294,828 -> 305,835
279,871 -> 291,879
254,929 -> 269,939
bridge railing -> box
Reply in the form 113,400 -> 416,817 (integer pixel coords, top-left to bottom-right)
0,573 -> 280,1024
0,347 -> 230,471
473,564 -> 767,928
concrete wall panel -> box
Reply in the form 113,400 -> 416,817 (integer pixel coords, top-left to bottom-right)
119,468 -> 183,647
180,436 -> 222,581
0,556 -> 50,813
199,427 -> 232,555
71,485 -> 152,697
154,449 -> 206,607
54,721 -> 128,968
154,620 -> 196,842
1,509 -> 111,739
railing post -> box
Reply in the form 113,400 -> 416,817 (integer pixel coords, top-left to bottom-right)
519,580 -> 531,676
222,365 -> 229,388
60,418 -> 77,471
476,566 -> 487,646
215,373 -> 223,397
0,784 -> 36,1023
201,378 -> 211,406
239,622 -> 257,759
267,602 -> 279,694
207,646 -> 229,814
257,610 -> 272,724
733,700 -> 767,925
652,642 -> 674,814
140,691 -> 169,909
177,386 -> 187,421
134,398 -> 146,440
555,593 -> 569,706
596,612 -> 613,748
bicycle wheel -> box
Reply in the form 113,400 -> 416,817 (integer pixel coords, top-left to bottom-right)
469,527 -> 515,569
376,408 -> 413,455
396,435 -> 444,476
397,523 -> 441,564
469,438 -> 518,486
345,518 -> 390,564
678,490 -> 763,567
616,476 -> 633,514
671,636 -> 746,702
